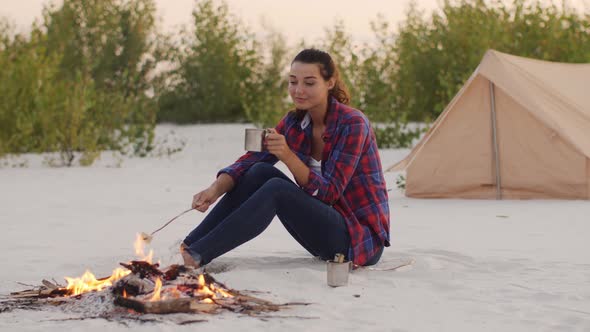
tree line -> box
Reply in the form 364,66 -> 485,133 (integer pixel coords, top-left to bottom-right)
0,0 -> 588,166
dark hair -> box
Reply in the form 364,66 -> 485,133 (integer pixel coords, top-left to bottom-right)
292,48 -> 350,105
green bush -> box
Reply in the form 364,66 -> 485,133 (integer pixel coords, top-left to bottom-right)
317,20 -> 425,148
0,0 -> 161,166
241,30 -> 291,128
393,0 -> 590,122
157,0 -> 258,123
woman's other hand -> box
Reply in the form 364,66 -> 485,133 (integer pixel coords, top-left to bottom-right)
265,128 -> 294,162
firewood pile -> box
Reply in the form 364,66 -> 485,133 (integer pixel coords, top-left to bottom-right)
2,260 -> 308,323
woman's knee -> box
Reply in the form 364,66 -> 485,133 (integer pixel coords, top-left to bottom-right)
261,177 -> 293,192
257,178 -> 299,205
242,163 -> 278,183
364,246 -> 384,266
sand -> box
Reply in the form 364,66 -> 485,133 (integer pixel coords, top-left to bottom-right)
0,124 -> 589,331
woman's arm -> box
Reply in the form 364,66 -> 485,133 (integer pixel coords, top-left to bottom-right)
211,173 -> 235,196
264,129 -> 311,186
280,151 -> 310,186
191,173 -> 235,212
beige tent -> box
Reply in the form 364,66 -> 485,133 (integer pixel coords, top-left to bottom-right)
388,49 -> 590,199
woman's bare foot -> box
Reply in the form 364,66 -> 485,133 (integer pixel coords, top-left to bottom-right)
180,243 -> 201,268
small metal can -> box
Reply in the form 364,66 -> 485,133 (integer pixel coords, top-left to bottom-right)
327,260 -> 352,287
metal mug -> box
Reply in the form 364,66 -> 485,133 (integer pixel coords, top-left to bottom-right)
244,128 -> 270,152
327,260 -> 352,287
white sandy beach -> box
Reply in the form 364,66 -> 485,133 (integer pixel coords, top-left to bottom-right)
0,123 -> 589,331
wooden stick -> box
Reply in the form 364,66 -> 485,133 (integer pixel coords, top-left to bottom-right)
141,208 -> 195,243
366,258 -> 415,271
16,282 -> 37,288
42,280 -> 58,290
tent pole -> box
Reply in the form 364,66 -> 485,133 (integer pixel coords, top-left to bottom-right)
489,82 -> 502,200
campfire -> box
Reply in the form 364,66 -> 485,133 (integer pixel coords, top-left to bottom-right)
5,234 -> 306,320
56,234 -> 153,297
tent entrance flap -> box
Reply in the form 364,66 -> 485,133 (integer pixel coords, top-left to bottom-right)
490,82 -> 501,200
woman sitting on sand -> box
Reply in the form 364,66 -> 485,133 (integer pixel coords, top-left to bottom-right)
181,48 -> 390,268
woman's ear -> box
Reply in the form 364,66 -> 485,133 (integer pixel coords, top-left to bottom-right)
327,78 -> 336,90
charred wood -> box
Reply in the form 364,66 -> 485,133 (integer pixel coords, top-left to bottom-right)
119,261 -> 163,279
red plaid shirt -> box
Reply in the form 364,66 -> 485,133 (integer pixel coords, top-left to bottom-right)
219,98 -> 390,266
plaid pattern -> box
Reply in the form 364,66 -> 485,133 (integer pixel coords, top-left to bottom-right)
218,98 -> 390,266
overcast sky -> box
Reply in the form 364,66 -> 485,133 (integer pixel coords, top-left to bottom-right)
1,0 -> 589,44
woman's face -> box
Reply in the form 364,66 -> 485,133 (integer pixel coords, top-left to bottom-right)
288,61 -> 335,111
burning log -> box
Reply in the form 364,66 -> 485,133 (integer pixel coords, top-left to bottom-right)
114,296 -> 217,314
111,273 -> 155,297
119,260 -> 163,279
163,264 -> 188,281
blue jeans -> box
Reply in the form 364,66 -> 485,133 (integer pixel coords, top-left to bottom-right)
183,163 -> 357,265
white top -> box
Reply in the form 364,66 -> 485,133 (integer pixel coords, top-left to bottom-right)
308,157 -> 321,174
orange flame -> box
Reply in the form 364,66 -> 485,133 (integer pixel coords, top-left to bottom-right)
198,274 -> 215,296
169,287 -> 181,299
150,278 -> 162,301
65,267 -> 131,296
134,233 -> 154,263
62,233 -> 156,296
216,287 -> 233,298
196,274 -> 233,299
